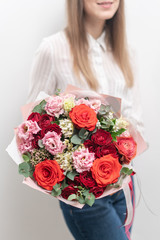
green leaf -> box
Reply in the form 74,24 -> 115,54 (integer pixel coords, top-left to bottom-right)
71,134 -> 83,145
67,194 -> 77,201
66,170 -> 78,181
55,88 -> 61,96
85,192 -> 95,207
51,183 -> 62,197
18,162 -> 34,178
32,100 -> 47,114
121,167 -> 133,176
77,195 -> 85,204
22,153 -> 31,162
83,189 -> 90,197
51,188 -> 61,197
92,127 -> 97,134
78,128 -> 89,139
61,180 -> 68,190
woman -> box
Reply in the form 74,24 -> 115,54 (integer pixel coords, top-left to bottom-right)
27,0 -> 145,239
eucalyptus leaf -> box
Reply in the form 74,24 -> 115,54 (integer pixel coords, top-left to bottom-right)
53,183 -> 61,191
78,128 -> 89,140
68,194 -> 77,201
22,153 -> 31,163
92,127 -> 97,134
66,170 -> 79,181
51,188 -> 61,197
51,183 -> 62,197
85,192 -> 95,207
77,195 -> 85,204
18,162 -> 34,178
32,100 -> 47,114
61,180 -> 69,190
83,189 -> 90,197
71,134 -> 83,145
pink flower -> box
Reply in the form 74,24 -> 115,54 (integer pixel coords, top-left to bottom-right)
45,96 -> 64,118
42,131 -> 66,155
72,148 -> 95,173
90,99 -> 101,113
17,120 -> 41,141
76,98 -> 91,107
18,138 -> 34,154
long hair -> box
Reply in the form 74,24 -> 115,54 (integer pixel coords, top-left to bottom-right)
65,0 -> 134,90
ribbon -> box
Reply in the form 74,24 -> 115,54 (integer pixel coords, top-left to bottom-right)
122,176 -> 135,240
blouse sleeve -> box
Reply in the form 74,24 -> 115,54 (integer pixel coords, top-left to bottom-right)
122,47 -> 149,145
26,38 -> 57,103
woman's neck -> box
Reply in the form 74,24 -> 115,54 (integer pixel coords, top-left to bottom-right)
84,15 -> 105,40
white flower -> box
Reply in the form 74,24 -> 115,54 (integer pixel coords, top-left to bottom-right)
113,116 -> 129,131
59,119 -> 74,138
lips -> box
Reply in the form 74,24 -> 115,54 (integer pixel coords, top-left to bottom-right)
97,1 -> 113,5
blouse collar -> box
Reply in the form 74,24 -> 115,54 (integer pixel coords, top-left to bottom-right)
87,30 -> 107,52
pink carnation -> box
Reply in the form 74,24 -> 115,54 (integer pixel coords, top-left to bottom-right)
42,131 -> 66,155
18,138 -> 33,154
90,99 -> 101,113
72,148 -> 95,173
76,98 -> 91,107
45,96 -> 64,118
17,120 -> 41,141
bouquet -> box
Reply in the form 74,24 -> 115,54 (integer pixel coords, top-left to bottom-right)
6,85 -> 148,212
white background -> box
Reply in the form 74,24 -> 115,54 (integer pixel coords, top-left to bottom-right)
1,1 -> 160,239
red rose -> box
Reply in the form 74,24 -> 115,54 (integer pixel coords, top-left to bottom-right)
79,171 -> 96,188
84,140 -> 98,153
89,186 -> 105,198
33,159 -> 65,191
38,114 -> 55,128
69,104 -> 98,131
95,143 -> 118,158
91,129 -> 113,146
67,176 -> 83,187
114,136 -> 137,164
91,154 -> 122,187
61,186 -> 78,200
32,132 -> 42,149
27,112 -> 41,122
41,124 -> 62,138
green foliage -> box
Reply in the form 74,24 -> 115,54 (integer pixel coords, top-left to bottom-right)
18,162 -> 34,178
55,88 -> 61,96
78,128 -> 89,140
77,195 -> 85,204
61,179 -> 69,190
66,170 -> 79,181
71,134 -> 84,145
22,152 -> 31,163
98,104 -> 111,116
32,100 -> 47,114
121,167 -> 133,176
68,194 -> 77,201
111,128 -> 126,142
51,183 -> 62,197
84,192 -> 95,207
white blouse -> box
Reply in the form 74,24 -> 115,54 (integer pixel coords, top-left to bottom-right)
26,29 -> 147,142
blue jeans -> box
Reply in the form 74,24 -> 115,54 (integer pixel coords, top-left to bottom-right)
59,176 -> 135,240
